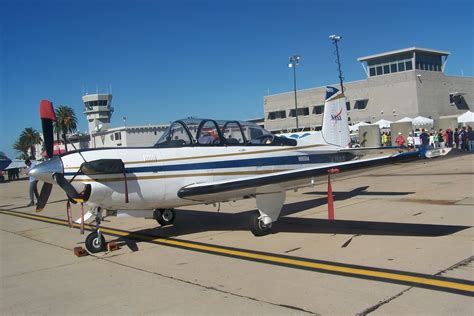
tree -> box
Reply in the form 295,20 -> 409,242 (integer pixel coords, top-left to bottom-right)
13,138 -> 30,160
54,105 -> 77,152
18,127 -> 42,158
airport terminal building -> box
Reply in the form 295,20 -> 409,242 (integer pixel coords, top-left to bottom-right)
264,47 -> 473,133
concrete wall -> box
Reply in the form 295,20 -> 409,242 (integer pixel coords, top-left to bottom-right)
390,122 -> 413,146
359,125 -> 381,147
434,117 -> 458,131
416,72 -> 474,118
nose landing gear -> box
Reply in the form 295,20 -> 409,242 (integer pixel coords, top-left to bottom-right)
84,207 -> 106,253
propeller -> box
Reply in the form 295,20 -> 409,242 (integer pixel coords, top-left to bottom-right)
33,99 -> 128,213
36,100 -> 56,212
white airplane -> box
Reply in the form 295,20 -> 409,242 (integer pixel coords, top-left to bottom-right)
30,87 -> 408,253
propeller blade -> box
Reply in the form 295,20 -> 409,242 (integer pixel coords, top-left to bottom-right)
36,183 -> 53,212
40,100 -> 56,159
54,173 -> 84,203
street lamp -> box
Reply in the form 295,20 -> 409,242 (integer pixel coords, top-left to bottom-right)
288,54 -> 301,130
329,34 -> 344,92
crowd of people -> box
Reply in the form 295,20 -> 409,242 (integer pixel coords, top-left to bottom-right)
384,126 -> 474,153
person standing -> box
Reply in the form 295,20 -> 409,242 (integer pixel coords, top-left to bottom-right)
460,126 -> 468,151
448,129 -> 454,147
25,159 -> 39,207
454,128 -> 460,149
419,129 -> 430,157
407,133 -> 415,150
438,129 -> 444,148
381,132 -> 388,147
444,129 -> 450,147
395,132 -> 406,148
429,132 -> 435,148
467,126 -> 474,153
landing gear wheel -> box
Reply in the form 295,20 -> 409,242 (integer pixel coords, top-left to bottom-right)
154,208 -> 175,226
85,231 -> 106,253
250,213 -> 272,236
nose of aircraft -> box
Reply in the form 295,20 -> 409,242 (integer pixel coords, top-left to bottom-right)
29,156 -> 64,183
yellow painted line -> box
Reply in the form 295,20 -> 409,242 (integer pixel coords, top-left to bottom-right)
1,209 -> 472,295
64,144 -> 326,169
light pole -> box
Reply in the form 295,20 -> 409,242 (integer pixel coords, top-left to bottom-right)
288,54 -> 301,130
329,34 -> 344,92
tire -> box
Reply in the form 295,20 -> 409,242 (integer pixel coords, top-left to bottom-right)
85,231 -> 106,253
250,213 -> 272,236
154,209 -> 175,226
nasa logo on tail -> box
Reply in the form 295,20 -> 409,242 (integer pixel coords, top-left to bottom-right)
331,108 -> 343,121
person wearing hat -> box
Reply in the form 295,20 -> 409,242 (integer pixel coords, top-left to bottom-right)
395,132 -> 406,148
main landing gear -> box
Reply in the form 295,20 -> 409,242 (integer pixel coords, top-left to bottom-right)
250,191 -> 285,237
84,207 -> 106,253
250,213 -> 273,236
154,208 -> 176,226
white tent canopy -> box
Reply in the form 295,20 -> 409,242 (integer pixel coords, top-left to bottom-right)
373,119 -> 392,129
457,110 -> 474,123
349,121 -> 369,132
412,116 -> 434,128
396,117 -> 413,123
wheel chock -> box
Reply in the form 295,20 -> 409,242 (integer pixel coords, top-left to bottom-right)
73,247 -> 89,257
107,241 -> 120,252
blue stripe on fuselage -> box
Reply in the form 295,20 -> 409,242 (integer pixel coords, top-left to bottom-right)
64,152 -> 354,176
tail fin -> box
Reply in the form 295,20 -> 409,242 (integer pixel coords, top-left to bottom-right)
321,86 -> 350,147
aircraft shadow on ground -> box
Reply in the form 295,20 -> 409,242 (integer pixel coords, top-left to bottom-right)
111,186 -> 470,249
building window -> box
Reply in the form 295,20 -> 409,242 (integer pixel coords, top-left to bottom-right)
383,65 -> 390,74
267,110 -> 286,120
299,107 -> 309,116
346,101 -> 350,111
354,99 -> 368,110
391,63 -> 398,73
376,66 -> 383,75
313,105 -> 324,115
405,61 -> 413,70
398,62 -> 405,71
369,67 -> 376,76
289,108 -> 308,116
114,132 -> 122,141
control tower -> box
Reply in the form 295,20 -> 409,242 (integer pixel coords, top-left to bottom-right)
82,94 -> 114,134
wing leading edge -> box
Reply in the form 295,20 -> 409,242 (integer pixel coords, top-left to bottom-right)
177,152 -> 405,202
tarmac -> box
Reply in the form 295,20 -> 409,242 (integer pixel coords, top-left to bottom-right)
0,151 -> 473,315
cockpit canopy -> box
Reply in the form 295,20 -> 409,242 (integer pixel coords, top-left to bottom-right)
154,118 -> 297,148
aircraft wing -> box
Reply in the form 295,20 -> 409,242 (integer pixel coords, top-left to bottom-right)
177,152 -> 402,202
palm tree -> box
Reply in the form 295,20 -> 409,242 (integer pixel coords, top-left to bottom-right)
13,138 -> 30,160
54,105 -> 77,152
19,127 -> 42,158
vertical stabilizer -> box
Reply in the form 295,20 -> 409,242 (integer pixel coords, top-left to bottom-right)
321,86 -> 350,147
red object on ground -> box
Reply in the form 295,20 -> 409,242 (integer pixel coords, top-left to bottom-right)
73,247 -> 88,257
327,168 -> 340,220
39,100 -> 56,121
327,173 -> 335,220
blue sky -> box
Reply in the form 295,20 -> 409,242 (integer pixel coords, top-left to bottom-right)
1,0 -> 472,158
